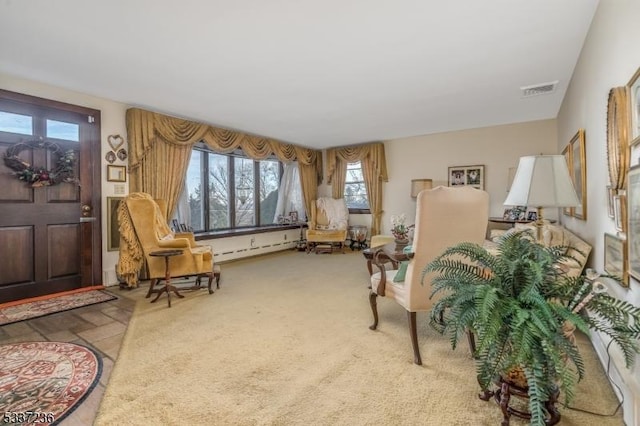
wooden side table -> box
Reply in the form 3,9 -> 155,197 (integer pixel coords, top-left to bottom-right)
148,249 -> 184,308
479,376 -> 560,426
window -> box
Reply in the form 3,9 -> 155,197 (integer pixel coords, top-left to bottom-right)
186,145 -> 282,232
344,161 -> 370,212
0,111 -> 32,135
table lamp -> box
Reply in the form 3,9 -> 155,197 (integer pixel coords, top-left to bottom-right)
411,179 -> 433,198
503,155 -> 580,242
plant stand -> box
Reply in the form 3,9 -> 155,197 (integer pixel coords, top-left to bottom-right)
479,376 -> 560,426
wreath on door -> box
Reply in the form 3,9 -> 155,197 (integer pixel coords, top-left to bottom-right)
3,139 -> 77,187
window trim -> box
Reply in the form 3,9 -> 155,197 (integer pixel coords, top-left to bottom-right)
344,161 -> 370,214
189,144 -> 283,233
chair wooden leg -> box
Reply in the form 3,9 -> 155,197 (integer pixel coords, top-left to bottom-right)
214,272 -> 221,289
369,291 -> 378,330
207,272 -> 214,294
146,279 -> 158,298
408,311 -> 422,365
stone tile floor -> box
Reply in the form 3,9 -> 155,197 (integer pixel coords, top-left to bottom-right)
0,289 -> 135,425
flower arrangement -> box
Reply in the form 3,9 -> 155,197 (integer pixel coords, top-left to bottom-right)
390,213 -> 410,241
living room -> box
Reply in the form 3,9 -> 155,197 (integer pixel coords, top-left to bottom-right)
1,1 -> 639,424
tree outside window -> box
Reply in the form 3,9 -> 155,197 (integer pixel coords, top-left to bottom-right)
186,146 -> 281,231
344,161 -> 370,212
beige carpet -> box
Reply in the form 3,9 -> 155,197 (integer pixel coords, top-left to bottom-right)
96,251 -> 623,425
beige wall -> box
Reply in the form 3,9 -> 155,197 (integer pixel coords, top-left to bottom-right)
558,1 -> 640,423
379,119 -> 557,233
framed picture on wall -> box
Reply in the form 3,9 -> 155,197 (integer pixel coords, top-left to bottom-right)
107,165 -> 127,182
627,66 -> 640,141
607,186 -> 615,218
569,129 -> 587,220
604,233 -> 628,286
613,193 -> 626,233
447,165 -> 484,190
107,197 -> 124,251
562,144 -> 573,217
627,165 -> 640,281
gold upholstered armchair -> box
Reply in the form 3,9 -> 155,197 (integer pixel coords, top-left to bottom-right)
369,186 -> 489,365
117,193 -> 220,300
305,197 -> 349,254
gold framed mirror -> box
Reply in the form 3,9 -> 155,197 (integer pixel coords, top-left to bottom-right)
606,86 -> 629,191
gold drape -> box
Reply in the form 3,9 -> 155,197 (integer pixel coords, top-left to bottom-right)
325,143 -> 388,234
126,108 -> 322,216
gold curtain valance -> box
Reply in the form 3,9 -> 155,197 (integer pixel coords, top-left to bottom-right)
325,142 -> 388,184
324,142 -> 388,235
126,108 -> 322,177
126,108 -> 323,216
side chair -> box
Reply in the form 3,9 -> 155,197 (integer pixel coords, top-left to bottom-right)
368,186 -> 489,365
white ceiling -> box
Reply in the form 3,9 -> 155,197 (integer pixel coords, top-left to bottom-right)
0,0 -> 599,149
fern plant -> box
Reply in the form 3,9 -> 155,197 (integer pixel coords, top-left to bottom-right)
422,230 -> 640,426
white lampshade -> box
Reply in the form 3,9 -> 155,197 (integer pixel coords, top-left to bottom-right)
504,155 -> 580,208
411,179 -> 433,198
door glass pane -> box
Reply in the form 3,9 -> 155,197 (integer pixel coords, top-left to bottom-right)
46,119 -> 79,141
186,150 -> 204,231
235,157 -> 255,227
209,153 -> 230,229
259,160 -> 280,225
0,111 -> 32,135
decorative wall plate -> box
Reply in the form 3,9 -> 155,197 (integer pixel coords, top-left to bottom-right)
606,87 -> 629,190
105,151 -> 116,164
107,134 -> 124,152
117,148 -> 128,161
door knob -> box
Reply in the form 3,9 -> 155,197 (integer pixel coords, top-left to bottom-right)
81,204 -> 92,217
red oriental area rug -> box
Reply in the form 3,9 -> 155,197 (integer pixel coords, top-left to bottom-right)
0,341 -> 102,425
0,289 -> 116,326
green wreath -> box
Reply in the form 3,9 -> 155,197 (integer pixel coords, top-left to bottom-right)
3,139 -> 77,187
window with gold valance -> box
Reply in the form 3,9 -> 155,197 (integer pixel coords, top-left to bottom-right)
125,108 -> 323,218
325,142 -> 388,235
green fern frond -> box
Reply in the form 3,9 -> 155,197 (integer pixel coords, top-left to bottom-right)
424,228 -> 640,420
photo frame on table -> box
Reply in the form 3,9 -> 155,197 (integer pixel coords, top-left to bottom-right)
502,206 -> 526,221
107,165 -> 126,182
448,165 -> 484,190
107,197 -> 124,251
627,66 -> 640,142
569,129 -> 587,220
289,211 -> 298,222
604,233 -> 628,287
627,165 -> 640,281
562,144 -> 573,217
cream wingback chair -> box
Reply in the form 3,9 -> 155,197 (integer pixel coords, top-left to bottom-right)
305,197 -> 349,253
369,186 -> 489,365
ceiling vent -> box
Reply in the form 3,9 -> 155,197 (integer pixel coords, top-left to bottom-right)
520,81 -> 558,97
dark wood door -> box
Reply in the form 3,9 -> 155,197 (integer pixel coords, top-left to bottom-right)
0,90 -> 102,303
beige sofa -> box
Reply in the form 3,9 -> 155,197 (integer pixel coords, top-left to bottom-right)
484,222 -> 591,278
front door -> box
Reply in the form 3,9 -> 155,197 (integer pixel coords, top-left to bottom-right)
0,90 -> 102,303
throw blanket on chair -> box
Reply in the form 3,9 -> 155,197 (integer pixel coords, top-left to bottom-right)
317,198 -> 348,230
116,192 -> 173,287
